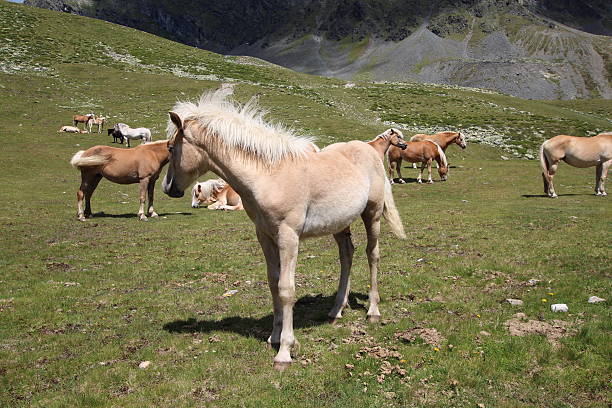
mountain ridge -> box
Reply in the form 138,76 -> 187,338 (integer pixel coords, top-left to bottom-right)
24,0 -> 612,99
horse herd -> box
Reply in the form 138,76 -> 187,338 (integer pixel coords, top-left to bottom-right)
60,114 -> 152,148
68,90 -> 610,369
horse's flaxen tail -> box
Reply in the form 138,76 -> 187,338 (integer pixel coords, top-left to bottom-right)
70,150 -> 110,168
432,141 -> 448,168
382,176 -> 406,239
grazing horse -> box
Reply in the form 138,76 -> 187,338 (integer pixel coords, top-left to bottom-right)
540,133 -> 612,197
116,123 -> 152,147
108,127 -> 125,144
388,140 -> 448,184
366,128 -> 408,160
70,140 -> 170,221
191,179 -> 244,210
73,114 -> 94,131
90,116 -> 107,133
410,131 -> 466,168
162,91 -> 405,369
59,125 -> 87,133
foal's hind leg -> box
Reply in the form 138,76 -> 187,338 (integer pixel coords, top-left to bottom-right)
596,160 -> 610,196
76,172 -> 101,221
138,177 -> 150,220
146,175 -> 160,217
328,228 -> 354,322
544,161 -> 559,198
426,159 -> 434,183
361,211 -> 382,323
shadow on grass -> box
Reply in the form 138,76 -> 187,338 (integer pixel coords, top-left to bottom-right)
521,193 -> 591,198
163,292 -> 368,342
391,178 -> 419,184
91,211 -> 193,218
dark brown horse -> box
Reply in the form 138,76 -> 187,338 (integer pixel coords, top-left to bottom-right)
70,141 -> 169,220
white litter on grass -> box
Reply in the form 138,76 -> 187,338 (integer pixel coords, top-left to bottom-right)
506,299 -> 524,306
138,361 -> 151,369
587,296 -> 605,303
222,289 -> 238,297
551,304 -> 568,312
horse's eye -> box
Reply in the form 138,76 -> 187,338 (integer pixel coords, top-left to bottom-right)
168,146 -> 173,153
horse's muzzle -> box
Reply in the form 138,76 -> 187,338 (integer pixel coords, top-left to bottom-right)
162,178 -> 185,198
397,142 -> 407,150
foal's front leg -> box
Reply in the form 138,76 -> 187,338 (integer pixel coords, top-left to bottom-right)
427,160 -> 434,183
274,225 -> 300,369
256,229 -> 282,347
328,228 -> 354,322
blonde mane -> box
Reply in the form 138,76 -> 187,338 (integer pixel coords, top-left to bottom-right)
167,90 -> 316,165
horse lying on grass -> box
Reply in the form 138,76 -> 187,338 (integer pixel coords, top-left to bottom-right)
388,140 -> 448,184
70,140 -> 169,221
540,132 -> 611,197
59,125 -> 87,133
162,90 -> 405,369
191,179 -> 244,210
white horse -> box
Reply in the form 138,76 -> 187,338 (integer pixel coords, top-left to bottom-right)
162,90 -> 406,369
116,123 -> 152,147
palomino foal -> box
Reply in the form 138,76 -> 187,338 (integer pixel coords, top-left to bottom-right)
540,133 -> 612,197
70,141 -> 169,220
191,179 -> 243,210
162,91 -> 406,369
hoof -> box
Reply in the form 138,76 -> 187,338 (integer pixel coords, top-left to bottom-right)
273,361 -> 292,371
367,315 -> 381,323
139,216 -> 148,221
427,180 -> 433,184
417,180 -> 422,184
77,216 -> 86,222
149,212 -> 159,218
328,317 -> 339,325
398,179 -> 406,184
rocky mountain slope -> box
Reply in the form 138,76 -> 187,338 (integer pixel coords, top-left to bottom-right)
24,0 -> 612,99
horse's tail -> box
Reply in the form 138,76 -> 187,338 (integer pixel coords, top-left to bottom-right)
70,150 -> 110,168
432,141 -> 447,168
382,175 -> 406,239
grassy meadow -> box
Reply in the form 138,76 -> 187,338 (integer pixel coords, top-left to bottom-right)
0,2 -> 610,407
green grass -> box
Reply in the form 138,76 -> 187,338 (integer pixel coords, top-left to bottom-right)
0,2 -> 611,407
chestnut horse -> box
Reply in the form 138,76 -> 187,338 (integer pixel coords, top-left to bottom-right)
73,114 -> 93,131
191,179 -> 244,210
162,91 -> 405,369
410,131 -> 466,168
70,140 -> 169,221
540,132 -> 612,197
388,140 -> 448,184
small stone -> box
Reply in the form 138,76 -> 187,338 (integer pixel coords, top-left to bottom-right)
526,279 -> 540,286
506,299 -> 523,306
479,331 -> 491,336
588,296 -> 605,304
138,361 -> 151,369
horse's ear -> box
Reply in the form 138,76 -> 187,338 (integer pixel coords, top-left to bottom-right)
169,111 -> 183,130
389,128 -> 396,135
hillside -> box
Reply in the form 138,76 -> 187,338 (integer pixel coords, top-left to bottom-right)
24,0 -> 612,100
0,3 -> 610,407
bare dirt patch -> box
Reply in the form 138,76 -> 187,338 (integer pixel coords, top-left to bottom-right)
505,313 -> 576,347
394,327 -> 446,347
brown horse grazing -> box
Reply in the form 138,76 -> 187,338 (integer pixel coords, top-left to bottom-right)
388,140 -> 448,184
162,90 -> 405,369
70,140 -> 170,221
410,131 -> 466,168
73,114 -> 94,131
191,179 -> 244,210
540,132 -> 612,197
366,128 -> 407,160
